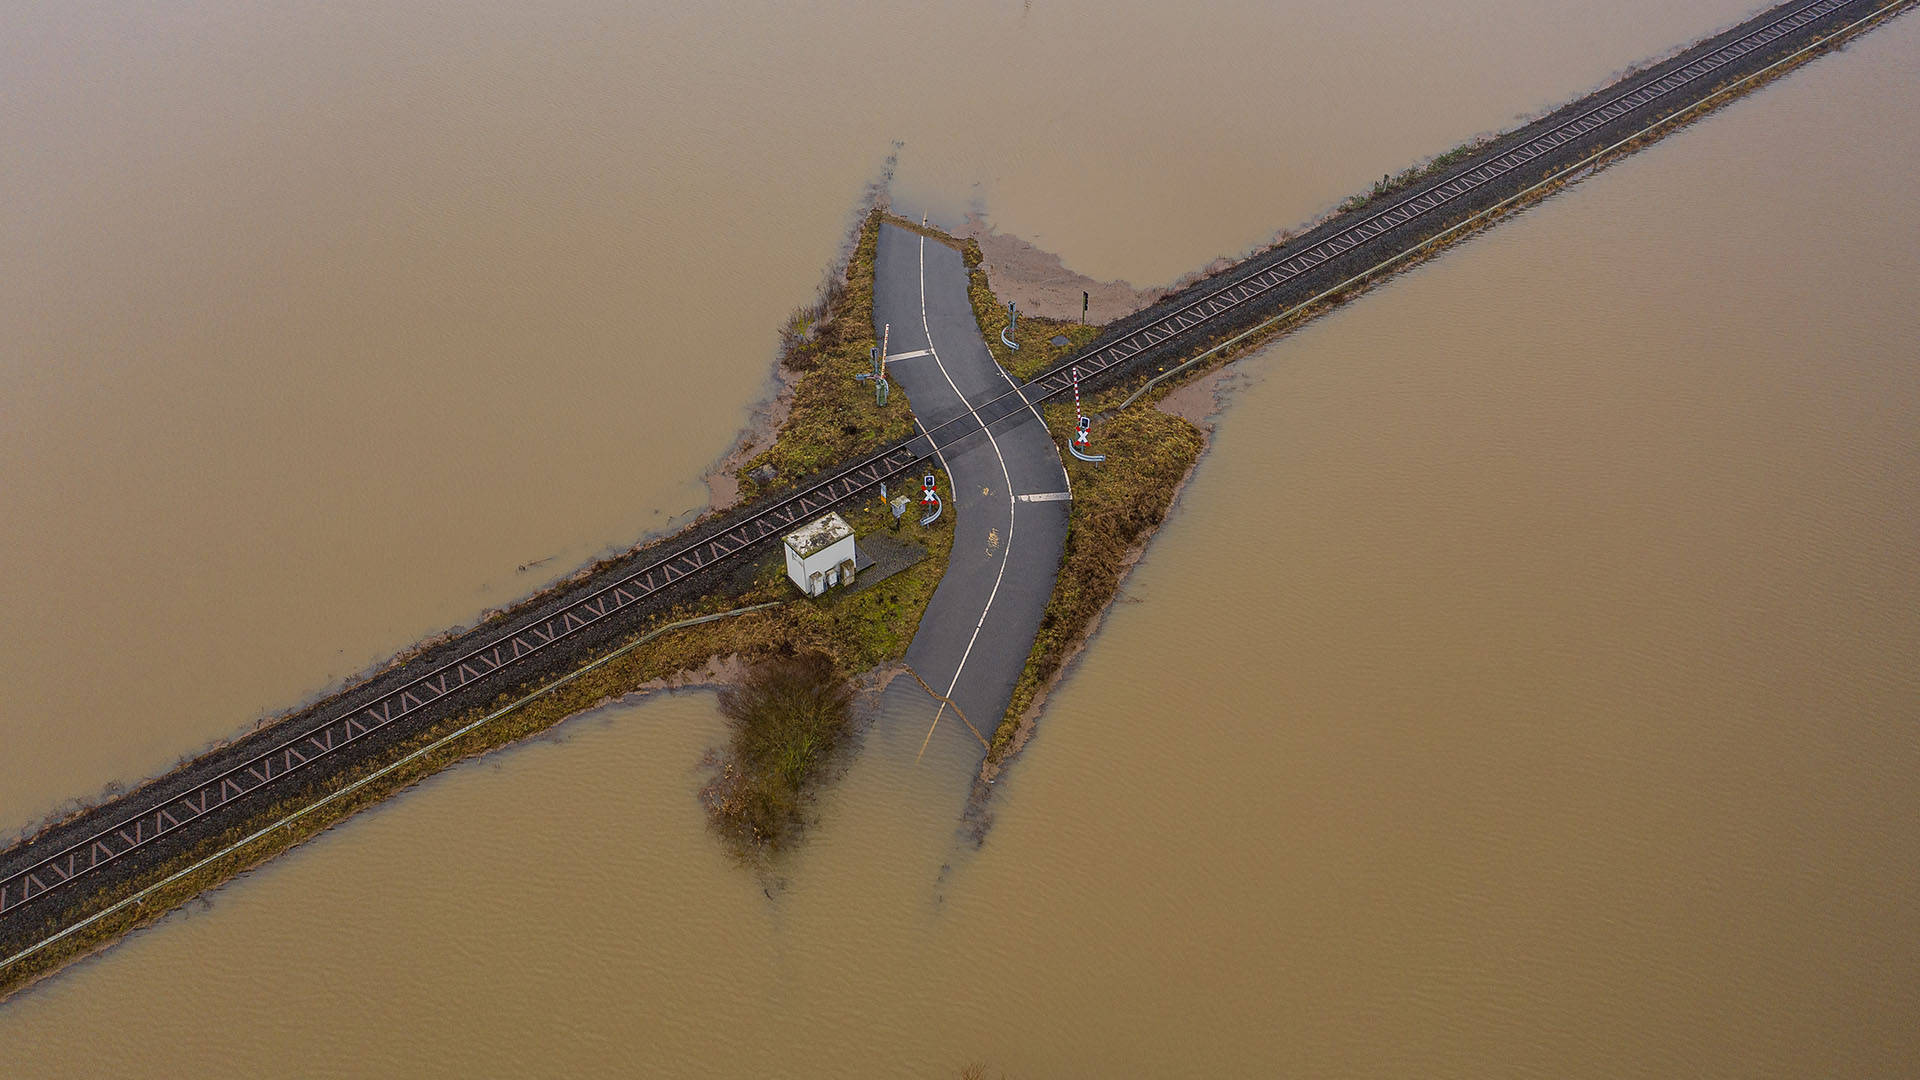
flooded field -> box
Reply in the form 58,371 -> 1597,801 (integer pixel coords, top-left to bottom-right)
0,0 -> 1767,833
4,1 -> 1917,1076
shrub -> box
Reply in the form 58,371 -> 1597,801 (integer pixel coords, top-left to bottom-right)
705,651 -> 855,851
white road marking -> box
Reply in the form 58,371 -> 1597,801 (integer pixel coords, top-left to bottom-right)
1015,492 -> 1071,503
884,348 -> 933,361
979,285 -> 1073,500
914,233 -> 1021,760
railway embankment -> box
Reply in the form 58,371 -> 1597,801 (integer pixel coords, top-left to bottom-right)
1063,0 -> 1910,402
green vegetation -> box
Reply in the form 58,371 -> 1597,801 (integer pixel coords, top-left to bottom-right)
870,215 -> 1209,763
879,211 -> 969,251
681,477 -> 953,673
734,208 -> 918,501
968,268 -> 1102,382
898,217 -> 1202,762
879,210 -> 1100,382
1338,135 -> 1495,214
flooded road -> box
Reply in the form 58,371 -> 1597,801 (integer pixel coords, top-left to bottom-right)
5,1 -> 1918,1076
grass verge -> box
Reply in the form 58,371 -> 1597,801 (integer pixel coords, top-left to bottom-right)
880,211 -> 1101,381
965,251 -> 1102,381
989,395 -> 1204,760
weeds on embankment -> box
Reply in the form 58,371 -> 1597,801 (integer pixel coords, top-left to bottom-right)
914,217 -> 1202,764
734,209 -> 917,501
1337,135 -> 1497,215
876,211 -> 1101,382
969,268 -> 1101,382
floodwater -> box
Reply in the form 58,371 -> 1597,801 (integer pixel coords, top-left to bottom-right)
0,0 -> 1770,833
5,1 -> 1918,1078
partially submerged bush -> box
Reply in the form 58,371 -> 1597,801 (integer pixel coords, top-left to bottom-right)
778,271 -> 848,373
704,651 -> 855,852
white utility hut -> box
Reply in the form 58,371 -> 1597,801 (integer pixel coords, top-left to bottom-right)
784,512 -> 858,597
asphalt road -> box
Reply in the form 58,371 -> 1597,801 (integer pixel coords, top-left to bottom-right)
874,223 -> 1070,754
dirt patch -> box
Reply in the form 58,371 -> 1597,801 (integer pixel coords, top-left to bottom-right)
952,213 -> 1163,324
1153,364 -> 1240,429
630,653 -> 753,695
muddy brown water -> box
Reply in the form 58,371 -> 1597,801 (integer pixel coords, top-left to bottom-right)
0,0 -> 1770,834
4,1 -> 1917,1076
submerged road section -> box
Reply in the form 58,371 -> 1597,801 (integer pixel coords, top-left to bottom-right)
874,225 -> 1070,751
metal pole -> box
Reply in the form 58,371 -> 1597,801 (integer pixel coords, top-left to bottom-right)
1069,365 -> 1105,463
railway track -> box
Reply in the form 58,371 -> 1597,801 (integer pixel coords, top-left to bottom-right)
0,0 -> 1891,924
0,440 -> 929,917
1016,0 -> 1858,404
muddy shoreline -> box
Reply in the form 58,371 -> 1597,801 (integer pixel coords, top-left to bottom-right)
952,213 -> 1164,325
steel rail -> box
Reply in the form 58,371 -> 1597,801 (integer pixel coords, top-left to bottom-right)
0,0 -> 1876,919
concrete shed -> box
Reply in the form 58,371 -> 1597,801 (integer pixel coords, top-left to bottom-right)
784,512 -> 859,597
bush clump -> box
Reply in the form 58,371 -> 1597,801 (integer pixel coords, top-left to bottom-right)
703,651 -> 855,852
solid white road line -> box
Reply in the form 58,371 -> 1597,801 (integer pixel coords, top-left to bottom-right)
1015,492 -> 1071,503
